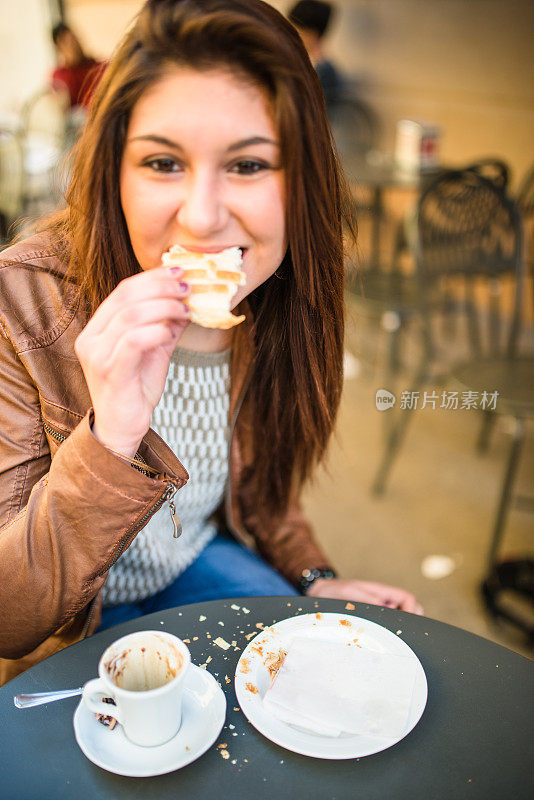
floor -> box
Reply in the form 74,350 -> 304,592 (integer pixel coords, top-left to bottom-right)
301,290 -> 534,660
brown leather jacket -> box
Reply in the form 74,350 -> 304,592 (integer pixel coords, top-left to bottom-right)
0,234 -> 332,686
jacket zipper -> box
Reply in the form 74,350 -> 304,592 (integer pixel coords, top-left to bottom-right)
81,595 -> 97,639
81,484 -> 177,639
43,421 -> 179,633
44,421 -> 179,537
168,492 -> 182,538
43,418 -> 178,532
43,420 -> 68,443
96,483 -> 177,578
43,421 -> 159,477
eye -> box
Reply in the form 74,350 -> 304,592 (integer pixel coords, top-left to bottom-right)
230,159 -> 269,176
143,157 -> 181,173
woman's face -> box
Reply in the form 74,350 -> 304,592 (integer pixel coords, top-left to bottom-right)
120,67 -> 286,308
56,30 -> 84,66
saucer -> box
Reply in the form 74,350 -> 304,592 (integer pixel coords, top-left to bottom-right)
73,664 -> 226,777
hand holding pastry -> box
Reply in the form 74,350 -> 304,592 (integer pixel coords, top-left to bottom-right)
75,267 -> 191,459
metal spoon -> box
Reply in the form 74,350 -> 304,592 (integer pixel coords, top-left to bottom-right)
14,687 -> 83,708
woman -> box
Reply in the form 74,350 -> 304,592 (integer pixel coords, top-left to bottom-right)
51,22 -> 105,109
0,0 -> 420,685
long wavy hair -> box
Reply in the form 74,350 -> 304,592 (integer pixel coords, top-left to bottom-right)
50,0 -> 355,521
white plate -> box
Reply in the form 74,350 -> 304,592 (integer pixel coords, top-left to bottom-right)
234,612 -> 427,759
74,664 -> 226,777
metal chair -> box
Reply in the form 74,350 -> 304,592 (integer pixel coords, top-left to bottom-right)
0,128 -> 24,245
351,160 -> 514,377
466,157 -> 510,191
331,93 -> 379,161
372,168 -> 533,572
517,164 -> 534,285
20,86 -> 70,214
517,164 -> 534,217
347,166 -> 443,391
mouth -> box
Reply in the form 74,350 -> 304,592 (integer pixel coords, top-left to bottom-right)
179,245 -> 247,257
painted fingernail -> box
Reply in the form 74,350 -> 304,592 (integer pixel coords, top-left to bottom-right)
179,281 -> 189,291
169,266 -> 183,275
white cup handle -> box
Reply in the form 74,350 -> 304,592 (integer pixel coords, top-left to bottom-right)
82,678 -> 122,723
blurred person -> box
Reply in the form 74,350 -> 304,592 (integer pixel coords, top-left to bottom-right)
0,0 -> 422,686
51,22 -> 105,109
288,0 -> 345,116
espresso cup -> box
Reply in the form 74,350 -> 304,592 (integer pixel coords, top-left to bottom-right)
82,630 -> 191,747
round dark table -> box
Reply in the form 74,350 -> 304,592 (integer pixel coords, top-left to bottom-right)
1,597 -> 533,800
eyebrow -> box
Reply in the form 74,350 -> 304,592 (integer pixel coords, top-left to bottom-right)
127,134 -> 279,151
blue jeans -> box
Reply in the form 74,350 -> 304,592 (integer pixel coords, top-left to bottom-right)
98,533 -> 299,632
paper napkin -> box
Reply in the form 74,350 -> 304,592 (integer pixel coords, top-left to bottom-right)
263,637 -> 418,739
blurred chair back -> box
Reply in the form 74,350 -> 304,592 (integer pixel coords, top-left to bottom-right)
517,164 -> 534,293
415,169 -> 524,363
466,158 -> 510,191
20,87 -> 70,212
517,164 -> 534,218
0,129 -> 24,244
330,94 -> 378,160
21,86 -> 68,147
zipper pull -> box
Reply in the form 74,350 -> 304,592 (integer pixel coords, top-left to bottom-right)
163,484 -> 181,538
168,491 -> 182,539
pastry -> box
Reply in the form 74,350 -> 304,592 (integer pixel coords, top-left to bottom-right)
162,245 -> 246,329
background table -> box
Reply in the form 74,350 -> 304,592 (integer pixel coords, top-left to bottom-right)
1,597 -> 533,800
343,154 -> 442,271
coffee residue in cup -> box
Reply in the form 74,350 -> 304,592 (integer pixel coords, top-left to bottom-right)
105,638 -> 183,691
104,648 -> 131,686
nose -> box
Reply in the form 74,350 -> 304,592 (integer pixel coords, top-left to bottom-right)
176,168 -> 229,237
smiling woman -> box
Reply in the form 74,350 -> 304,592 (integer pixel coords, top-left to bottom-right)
0,0 -> 420,687
119,68 -> 286,327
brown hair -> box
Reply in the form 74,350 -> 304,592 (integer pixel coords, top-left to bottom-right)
51,0 -> 355,521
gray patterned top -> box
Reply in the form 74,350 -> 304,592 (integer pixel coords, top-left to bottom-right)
102,346 -> 231,606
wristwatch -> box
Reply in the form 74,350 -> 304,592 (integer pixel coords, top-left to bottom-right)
297,567 -> 337,595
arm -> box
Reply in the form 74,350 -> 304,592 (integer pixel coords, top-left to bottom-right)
239,490 -> 334,587
239,484 -> 422,614
0,327 -> 184,658
0,265 -> 191,658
